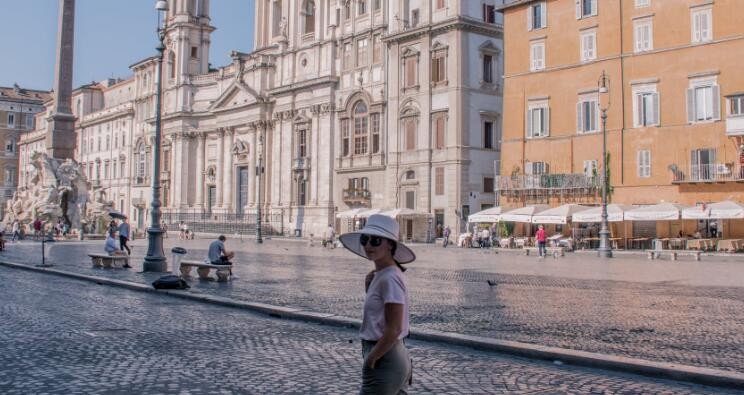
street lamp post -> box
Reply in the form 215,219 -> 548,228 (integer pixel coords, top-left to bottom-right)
256,132 -> 264,244
143,0 -> 169,272
597,70 -> 612,258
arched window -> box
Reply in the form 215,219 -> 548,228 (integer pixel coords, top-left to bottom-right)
405,170 -> 415,180
303,1 -> 315,34
353,101 -> 368,155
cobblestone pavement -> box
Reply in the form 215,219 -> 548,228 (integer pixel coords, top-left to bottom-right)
2,237 -> 744,375
1,267 -> 737,395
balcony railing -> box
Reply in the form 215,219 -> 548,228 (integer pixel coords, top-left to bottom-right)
672,163 -> 744,183
342,188 -> 371,205
495,173 -> 601,192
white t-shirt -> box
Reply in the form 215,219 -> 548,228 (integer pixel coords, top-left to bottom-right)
359,265 -> 409,341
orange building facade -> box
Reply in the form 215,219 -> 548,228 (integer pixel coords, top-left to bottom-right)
497,0 -> 744,236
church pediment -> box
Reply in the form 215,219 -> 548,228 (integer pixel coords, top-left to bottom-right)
209,81 -> 262,111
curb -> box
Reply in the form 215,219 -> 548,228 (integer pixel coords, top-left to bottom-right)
2,260 -> 743,390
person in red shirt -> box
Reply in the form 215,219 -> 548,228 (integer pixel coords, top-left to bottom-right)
535,225 -> 547,258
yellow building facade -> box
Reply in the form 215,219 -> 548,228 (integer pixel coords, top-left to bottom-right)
498,0 -> 744,237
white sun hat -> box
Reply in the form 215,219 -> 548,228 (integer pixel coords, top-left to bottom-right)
339,214 -> 416,264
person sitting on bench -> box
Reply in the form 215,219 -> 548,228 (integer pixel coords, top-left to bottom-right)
208,235 -> 235,265
104,230 -> 131,267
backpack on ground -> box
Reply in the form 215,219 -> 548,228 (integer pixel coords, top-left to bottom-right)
152,275 -> 190,290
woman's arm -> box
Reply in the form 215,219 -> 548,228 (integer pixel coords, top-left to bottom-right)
364,303 -> 404,369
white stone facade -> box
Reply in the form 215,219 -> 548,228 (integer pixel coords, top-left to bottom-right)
18,0 -> 503,239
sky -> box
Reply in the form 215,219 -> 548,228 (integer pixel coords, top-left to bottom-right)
0,0 -> 255,91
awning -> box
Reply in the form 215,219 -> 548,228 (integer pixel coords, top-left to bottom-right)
380,208 -> 431,219
499,204 -> 550,223
681,200 -> 744,219
572,204 -> 635,223
624,203 -> 689,221
531,204 -> 591,224
335,208 -> 366,219
357,208 -> 381,218
467,206 -> 503,223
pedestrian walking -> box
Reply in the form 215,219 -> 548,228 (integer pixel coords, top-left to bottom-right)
339,214 -> 414,394
443,225 -> 451,248
161,221 -> 168,238
536,225 -> 547,258
11,220 -> 20,242
118,218 -> 131,256
327,224 -> 335,248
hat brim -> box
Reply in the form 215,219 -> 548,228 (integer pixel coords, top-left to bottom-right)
339,231 -> 416,264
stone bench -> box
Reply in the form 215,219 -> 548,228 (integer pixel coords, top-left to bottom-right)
180,260 -> 232,282
646,249 -> 702,261
89,253 -> 129,269
524,246 -> 565,258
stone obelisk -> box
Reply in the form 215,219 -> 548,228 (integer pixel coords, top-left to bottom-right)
46,0 -> 76,159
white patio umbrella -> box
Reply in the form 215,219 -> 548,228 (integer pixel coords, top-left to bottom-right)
530,204 -> 591,224
572,204 -> 635,222
681,200 -> 744,219
335,208 -> 366,219
467,206 -> 503,223
380,208 -> 430,218
499,204 -> 550,223
624,203 -> 689,221
356,208 -> 381,218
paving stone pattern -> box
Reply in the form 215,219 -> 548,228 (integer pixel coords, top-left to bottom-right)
0,267 -> 736,395
2,238 -> 744,375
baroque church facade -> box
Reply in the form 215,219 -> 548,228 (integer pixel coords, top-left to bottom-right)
19,0 -> 503,239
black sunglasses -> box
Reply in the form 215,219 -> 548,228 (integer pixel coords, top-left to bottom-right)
359,234 -> 385,247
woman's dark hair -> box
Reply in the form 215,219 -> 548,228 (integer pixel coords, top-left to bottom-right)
387,239 -> 407,272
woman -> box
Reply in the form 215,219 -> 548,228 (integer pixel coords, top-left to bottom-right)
340,214 -> 414,394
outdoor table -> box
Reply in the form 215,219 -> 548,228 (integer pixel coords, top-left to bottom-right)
582,237 -> 599,249
630,237 -> 650,249
669,238 -> 686,250
686,239 -> 710,250
703,239 -> 717,251
609,237 -> 623,249
717,239 -> 743,252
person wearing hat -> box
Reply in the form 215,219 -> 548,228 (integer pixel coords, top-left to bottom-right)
339,214 -> 414,394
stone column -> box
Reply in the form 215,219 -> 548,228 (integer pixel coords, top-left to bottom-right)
216,128 -> 225,207
222,128 -> 235,211
195,133 -> 206,209
249,126 -> 257,206
172,133 -> 183,207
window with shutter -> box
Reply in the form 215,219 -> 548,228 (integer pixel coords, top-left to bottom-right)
405,191 -> 415,209
530,42 -> 545,71
435,167 -> 444,195
634,19 -> 653,52
583,160 -> 598,178
528,2 -> 546,30
405,57 -> 417,87
435,115 -> 445,149
576,0 -> 597,19
580,31 -> 596,62
632,86 -> 659,127
637,150 -> 651,178
691,7 -> 712,43
406,120 -> 416,150
576,96 -> 598,133
341,119 -> 350,156
527,105 -> 549,138
371,113 -> 380,153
